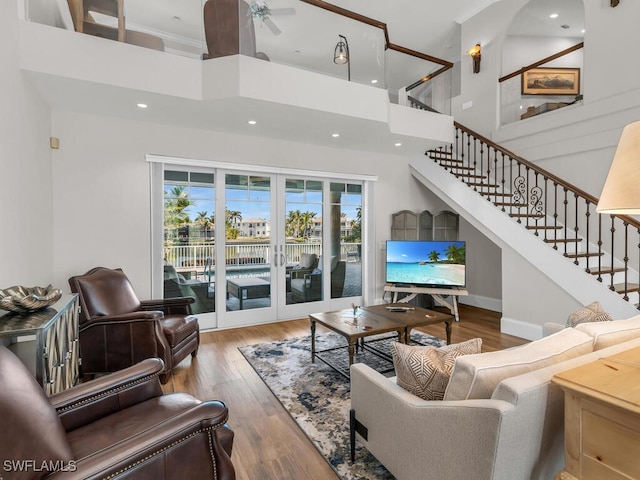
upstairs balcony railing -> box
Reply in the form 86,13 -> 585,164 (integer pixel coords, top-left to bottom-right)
26,0 -> 453,113
428,122 -> 640,307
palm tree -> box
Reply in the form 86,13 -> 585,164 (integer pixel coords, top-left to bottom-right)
195,211 -> 212,241
445,243 -> 466,264
428,250 -> 440,263
164,186 -> 194,243
225,209 -> 242,239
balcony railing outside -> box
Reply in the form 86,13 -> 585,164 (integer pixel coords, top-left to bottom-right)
165,241 -> 360,278
428,123 -> 640,307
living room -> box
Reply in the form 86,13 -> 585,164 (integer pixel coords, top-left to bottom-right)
2,0 -> 640,478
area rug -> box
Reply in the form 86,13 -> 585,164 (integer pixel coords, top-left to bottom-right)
238,331 -> 444,480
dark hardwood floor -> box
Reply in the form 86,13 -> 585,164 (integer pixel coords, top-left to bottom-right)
162,305 -> 528,480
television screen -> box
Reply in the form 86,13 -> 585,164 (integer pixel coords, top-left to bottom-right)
386,240 -> 466,288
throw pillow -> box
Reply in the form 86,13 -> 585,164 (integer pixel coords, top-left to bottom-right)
391,338 -> 482,401
566,301 -> 613,327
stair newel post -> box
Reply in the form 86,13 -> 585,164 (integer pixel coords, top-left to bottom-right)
572,192 -> 580,265
622,221 -> 629,301
596,214 -> 603,282
543,177 -> 549,241
609,215 -> 616,291
493,148 -> 499,207
526,166 -> 532,232
500,151 -> 507,213
584,199 -> 591,273
553,182 -> 560,247
636,227 -> 640,310
562,188 -> 569,257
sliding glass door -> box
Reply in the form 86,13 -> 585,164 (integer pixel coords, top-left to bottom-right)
154,160 -> 366,329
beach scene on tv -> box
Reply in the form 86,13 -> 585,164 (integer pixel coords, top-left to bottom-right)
386,240 -> 466,287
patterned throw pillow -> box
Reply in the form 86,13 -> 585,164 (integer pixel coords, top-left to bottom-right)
391,338 -> 482,401
566,301 -> 613,327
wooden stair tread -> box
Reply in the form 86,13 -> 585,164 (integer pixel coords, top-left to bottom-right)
480,192 -> 513,197
544,238 -> 583,243
589,267 -> 625,275
509,213 -> 545,218
526,225 -> 562,230
466,182 -> 499,188
455,173 -> 487,179
441,165 -> 475,171
564,252 -> 604,258
614,283 -> 640,294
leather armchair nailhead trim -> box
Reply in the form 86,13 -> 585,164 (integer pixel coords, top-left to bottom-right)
55,372 -> 160,414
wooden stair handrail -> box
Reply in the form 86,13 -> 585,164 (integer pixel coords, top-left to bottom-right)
299,0 -> 453,91
498,42 -> 584,83
452,121 -> 640,231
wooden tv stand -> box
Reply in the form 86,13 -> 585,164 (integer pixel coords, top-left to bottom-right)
383,284 -> 468,322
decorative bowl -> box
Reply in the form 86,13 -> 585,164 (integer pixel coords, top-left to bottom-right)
0,285 -> 62,314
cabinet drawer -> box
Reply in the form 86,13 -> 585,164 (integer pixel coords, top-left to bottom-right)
582,410 -> 640,479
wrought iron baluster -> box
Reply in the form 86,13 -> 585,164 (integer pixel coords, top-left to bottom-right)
584,200 -> 591,273
609,215 -> 616,291
572,193 -> 579,265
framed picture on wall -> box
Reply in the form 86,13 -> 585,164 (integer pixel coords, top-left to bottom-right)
521,67 -> 580,95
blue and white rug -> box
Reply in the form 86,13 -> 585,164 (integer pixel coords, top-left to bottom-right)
239,331 -> 444,480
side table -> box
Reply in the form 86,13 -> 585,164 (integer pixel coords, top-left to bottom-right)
0,293 -> 80,395
552,346 -> 640,480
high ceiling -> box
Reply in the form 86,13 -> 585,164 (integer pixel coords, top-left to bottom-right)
34,0 -> 584,157
115,0 -> 583,93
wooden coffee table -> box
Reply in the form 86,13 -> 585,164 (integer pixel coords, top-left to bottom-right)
309,308 -> 406,378
361,304 -> 452,346
309,304 -> 453,378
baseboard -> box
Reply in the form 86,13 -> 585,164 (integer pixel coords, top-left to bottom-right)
459,294 -> 502,313
501,316 -> 543,341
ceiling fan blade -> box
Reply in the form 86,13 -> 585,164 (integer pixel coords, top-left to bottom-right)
269,7 -> 296,15
263,17 -> 282,35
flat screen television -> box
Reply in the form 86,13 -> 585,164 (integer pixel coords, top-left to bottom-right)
386,240 -> 466,288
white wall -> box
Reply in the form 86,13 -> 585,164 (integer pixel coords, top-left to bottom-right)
49,110 -> 440,301
0,1 -> 54,288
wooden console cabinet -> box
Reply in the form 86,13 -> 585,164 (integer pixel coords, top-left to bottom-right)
0,294 -> 80,395
552,347 -> 640,480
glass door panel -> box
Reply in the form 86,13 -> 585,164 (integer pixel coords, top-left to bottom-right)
329,182 -> 362,299
163,170 -> 216,315
224,173 -> 273,312
284,178 -> 323,305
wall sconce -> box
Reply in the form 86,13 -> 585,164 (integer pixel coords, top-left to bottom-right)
611,0 -> 620,7
467,43 -> 481,74
333,34 -> 350,81
596,121 -> 640,214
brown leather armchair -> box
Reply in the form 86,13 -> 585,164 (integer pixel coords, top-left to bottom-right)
69,267 -> 200,383
0,345 -> 235,480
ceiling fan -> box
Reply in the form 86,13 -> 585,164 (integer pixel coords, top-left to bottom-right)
248,1 -> 296,36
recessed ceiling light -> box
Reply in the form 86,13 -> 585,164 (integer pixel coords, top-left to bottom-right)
394,143 -> 402,147
549,13 -> 558,18
561,24 -> 570,29
136,103 -> 148,109
371,79 -> 378,84
581,29 -> 586,34
332,133 -> 340,138
248,120 -> 257,125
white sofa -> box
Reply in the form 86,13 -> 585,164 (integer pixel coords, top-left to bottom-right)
350,315 -> 640,480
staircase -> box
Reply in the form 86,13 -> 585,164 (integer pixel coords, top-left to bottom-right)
411,121 -> 640,320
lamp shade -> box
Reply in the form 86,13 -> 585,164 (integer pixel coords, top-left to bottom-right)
597,120 -> 640,214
